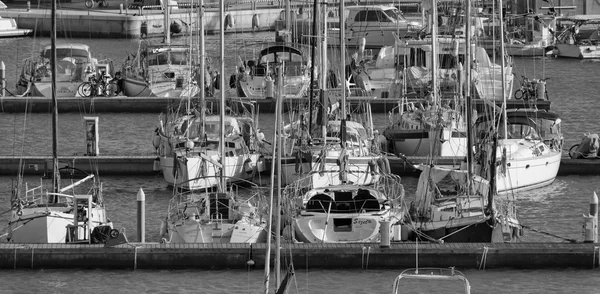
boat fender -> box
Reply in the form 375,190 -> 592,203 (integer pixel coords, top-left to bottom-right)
252,14 -> 260,30
327,70 -> 339,89
229,74 -> 237,88
152,128 -> 161,149
213,73 -> 221,90
383,157 -> 391,174
244,158 -> 254,174
225,14 -> 235,29
265,76 -> 274,99
200,159 -> 207,177
159,219 -> 167,237
377,158 -> 385,174
368,159 -> 378,175
170,21 -> 182,35
153,157 -> 161,172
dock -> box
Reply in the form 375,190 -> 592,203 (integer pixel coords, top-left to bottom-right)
0,96 -> 550,114
2,242 -> 600,269
1,155 -> 599,176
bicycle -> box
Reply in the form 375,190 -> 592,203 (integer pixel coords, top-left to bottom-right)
514,75 -> 549,101
78,73 -> 117,98
85,0 -> 109,8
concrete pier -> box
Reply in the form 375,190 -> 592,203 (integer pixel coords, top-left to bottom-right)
1,242 -> 599,270
0,155 -> 598,176
0,96 -> 551,113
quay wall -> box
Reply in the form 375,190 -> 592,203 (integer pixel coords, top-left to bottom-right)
1,242 -> 599,270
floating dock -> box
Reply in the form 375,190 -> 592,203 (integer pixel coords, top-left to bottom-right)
0,155 -> 598,176
2,242 -> 599,269
0,96 -> 550,114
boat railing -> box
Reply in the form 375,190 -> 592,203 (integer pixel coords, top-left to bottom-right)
392,267 -> 471,294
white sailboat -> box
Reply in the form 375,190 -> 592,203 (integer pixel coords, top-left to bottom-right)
402,0 -> 521,243
7,0 -> 112,244
159,0 -> 267,244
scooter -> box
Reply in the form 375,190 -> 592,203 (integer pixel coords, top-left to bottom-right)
85,0 -> 109,8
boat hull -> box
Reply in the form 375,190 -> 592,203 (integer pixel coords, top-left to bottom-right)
160,154 -> 261,190
168,220 -> 267,243
553,43 -> 600,59
495,150 -> 561,194
293,213 -> 391,243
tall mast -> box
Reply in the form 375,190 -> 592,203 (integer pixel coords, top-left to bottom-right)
275,62 -> 283,288
219,0 -> 225,190
198,0 -> 205,139
51,0 -> 59,196
308,0 -> 319,133
431,0 -> 438,106
499,0 -> 508,141
465,0 -> 473,180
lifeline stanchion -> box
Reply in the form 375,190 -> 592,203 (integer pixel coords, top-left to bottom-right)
31,247 -> 34,269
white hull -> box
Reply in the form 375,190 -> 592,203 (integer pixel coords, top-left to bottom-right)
553,43 -> 600,59
294,213 -> 398,243
496,149 -> 561,194
161,154 -> 260,190
168,220 -> 267,243
8,206 -> 109,243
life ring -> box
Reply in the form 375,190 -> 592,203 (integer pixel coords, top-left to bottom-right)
109,229 -> 120,239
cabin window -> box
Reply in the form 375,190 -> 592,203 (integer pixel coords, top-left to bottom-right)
354,10 -> 388,22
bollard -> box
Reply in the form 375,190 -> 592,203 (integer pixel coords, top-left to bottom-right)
380,220 -> 390,248
119,3 -> 123,14
137,188 -> 146,243
583,192 -> 598,243
0,61 -> 4,97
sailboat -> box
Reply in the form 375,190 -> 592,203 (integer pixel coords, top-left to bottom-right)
121,1 -> 200,98
7,0 -> 112,243
277,5 -> 388,188
280,0 -> 406,244
154,1 -> 262,191
159,1 -> 267,244
402,0 -> 520,243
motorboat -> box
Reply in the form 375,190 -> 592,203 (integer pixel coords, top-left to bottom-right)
283,173 -> 405,243
392,267 -> 471,294
551,15 -> 600,59
15,43 -> 111,97
327,5 -> 422,49
122,42 -> 200,97
232,42 -> 312,99
0,1 -> 32,38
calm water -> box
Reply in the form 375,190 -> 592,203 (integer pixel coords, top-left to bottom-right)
1,33 -> 600,292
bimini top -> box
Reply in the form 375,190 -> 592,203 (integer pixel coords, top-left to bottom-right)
476,109 -> 560,124
259,45 -> 304,58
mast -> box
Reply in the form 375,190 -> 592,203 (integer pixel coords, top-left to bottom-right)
275,61 -> 284,287
219,0 -> 225,190
263,79 -> 281,294
498,0 -> 508,141
51,0 -> 59,196
198,0 -> 205,139
465,0 -> 473,181
339,0 -> 347,172
308,0 -> 319,133
431,0 -> 438,106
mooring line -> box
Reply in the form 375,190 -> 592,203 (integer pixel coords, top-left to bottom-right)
479,246 -> 489,270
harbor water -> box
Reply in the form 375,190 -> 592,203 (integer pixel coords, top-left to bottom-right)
1,33 -> 600,292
